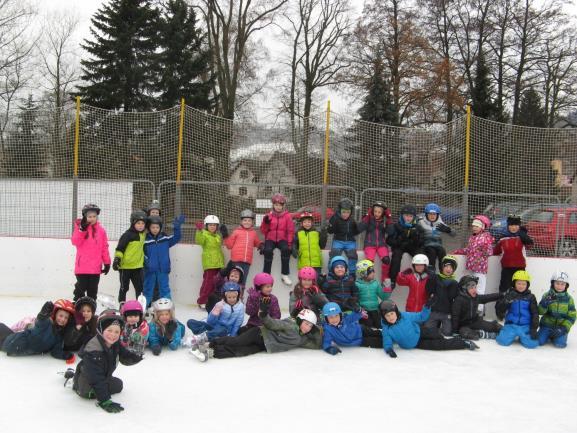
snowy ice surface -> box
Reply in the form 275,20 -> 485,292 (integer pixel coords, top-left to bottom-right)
0,296 -> 575,433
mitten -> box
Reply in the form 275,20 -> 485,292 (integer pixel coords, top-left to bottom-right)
38,301 -> 54,319
324,346 -> 342,356
258,244 -> 265,255
174,214 -> 185,226
165,321 -> 177,340
112,257 -> 121,271
79,217 -> 88,231
195,221 -> 204,231
151,345 -> 161,356
219,224 -> 229,238
102,264 -> 111,275
386,348 -> 397,358
98,400 -> 124,413
259,296 -> 271,315
263,215 -> 271,224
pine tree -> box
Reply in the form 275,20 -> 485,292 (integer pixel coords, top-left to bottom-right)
517,87 -> 547,127
358,56 -> 398,125
156,0 -> 213,110
79,0 -> 160,111
471,51 -> 500,120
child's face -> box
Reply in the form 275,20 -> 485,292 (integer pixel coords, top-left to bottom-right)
340,209 -> 351,220
554,281 -> 568,292
299,320 -> 313,334
85,212 -> 98,224
134,220 -> 146,232
260,284 -> 273,296
302,219 -> 313,230
373,207 -> 384,219
508,224 -> 520,233
327,314 -> 341,326
333,264 -> 347,277
156,310 -> 171,325
207,223 -> 218,233
467,285 -> 478,297
300,278 -> 313,288
229,270 -> 241,283
384,311 -> 397,324
125,314 -> 140,326
442,264 -> 454,277
241,218 -> 253,228
149,209 -> 160,217
273,202 -> 284,212
414,264 -> 426,274
366,269 -> 375,281
54,310 -> 71,327
102,324 -> 121,346
225,291 -> 239,305
426,213 -> 438,222
471,225 -> 482,234
80,305 -> 93,322
149,224 -> 161,236
402,213 -> 414,224
514,280 -> 528,292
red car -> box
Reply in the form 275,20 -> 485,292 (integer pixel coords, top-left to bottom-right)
290,205 -> 335,223
525,206 -> 577,257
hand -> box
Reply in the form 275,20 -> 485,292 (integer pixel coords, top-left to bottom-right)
382,256 -> 390,265
259,296 -> 271,315
425,295 -> 436,309
258,244 -> 265,255
102,264 -> 110,275
402,268 -> 413,275
98,400 -> 124,413
325,346 -> 342,356
291,247 -> 298,259
211,303 -> 223,316
39,301 -> 54,319
165,321 -> 177,340
504,290 -> 516,304
219,224 -> 228,238
79,217 -> 88,231
551,327 -> 567,339
151,345 -> 161,356
530,329 -> 538,340
65,352 -> 76,364
540,293 -> 556,307
386,348 -> 397,358
174,214 -> 185,226
112,257 -> 121,271
360,309 -> 368,320
437,223 -> 451,234
263,215 -> 270,224
195,221 -> 204,231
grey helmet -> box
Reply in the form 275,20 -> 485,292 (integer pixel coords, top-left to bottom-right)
240,209 -> 255,219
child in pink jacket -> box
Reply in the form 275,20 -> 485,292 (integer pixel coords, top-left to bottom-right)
453,215 -> 494,313
224,209 -> 263,285
260,193 -> 295,285
71,203 -> 111,301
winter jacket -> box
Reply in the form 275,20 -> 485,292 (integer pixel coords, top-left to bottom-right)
64,315 -> 98,352
115,227 -> 146,269
359,207 -> 392,248
120,320 -> 149,355
293,228 -> 327,269
148,320 -> 185,350
260,210 -> 295,246
386,218 -> 424,251
245,288 -> 281,327
426,273 -> 458,315
71,220 -> 111,275
224,226 -> 262,264
396,269 -> 430,312
144,224 -> 182,273
289,284 -> 328,317
207,300 -> 245,337
538,289 -> 576,333
195,229 -> 224,270
320,271 -> 358,309
322,311 -> 363,349
493,229 -> 533,268
417,215 -> 453,248
496,289 -> 539,333
381,307 -> 431,351
453,231 -> 494,274
451,291 -> 502,331
74,334 -> 141,403
259,314 -> 322,353
327,202 -> 360,242
356,278 -> 387,311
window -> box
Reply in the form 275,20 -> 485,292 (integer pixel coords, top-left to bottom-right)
528,211 -> 554,223
239,187 -> 247,196
569,212 -> 577,224
240,169 -> 249,179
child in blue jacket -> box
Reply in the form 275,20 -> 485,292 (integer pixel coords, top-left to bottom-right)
143,214 -> 184,307
379,300 -> 478,358
321,302 -> 382,355
148,298 -> 185,356
320,256 -> 358,311
187,282 -> 245,345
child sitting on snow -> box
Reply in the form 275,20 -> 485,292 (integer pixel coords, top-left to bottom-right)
289,267 -> 328,319
422,255 -> 459,336
395,254 -> 431,313
355,259 -> 389,328
537,271 -> 575,348
320,256 -> 358,311
148,298 -> 185,356
64,296 -> 98,352
243,273 -> 281,332
120,300 -> 149,356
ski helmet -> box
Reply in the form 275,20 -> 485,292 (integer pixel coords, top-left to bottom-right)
228,265 -> 245,282
551,270 -> 570,290
296,308 -> 317,326
222,282 -> 241,294
152,298 -> 174,312
74,296 -> 97,313
338,198 -> 354,211
130,210 -> 147,226
97,309 -> 125,334
240,209 -> 255,220
458,275 -> 479,292
512,270 -> 531,288
299,212 -> 314,222
379,300 -> 400,322
329,255 -> 348,271
120,300 -> 143,317
146,200 -> 162,215
412,254 -> 429,266
507,214 -> 522,226
472,215 -> 491,229
424,203 -> 441,215
146,215 -> 163,229
52,299 -> 75,320
400,205 -> 417,217
372,201 -> 387,211
204,215 -> 220,225
440,255 -> 458,271
81,203 -> 100,216
356,259 -> 375,279
253,273 -> 274,288
298,266 -> 317,281
271,193 -> 287,205
322,302 -> 342,318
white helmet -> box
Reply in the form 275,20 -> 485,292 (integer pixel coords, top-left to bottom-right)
412,254 -> 429,266
204,215 -> 220,225
297,308 -> 317,325
152,298 -> 174,312
551,270 -> 570,286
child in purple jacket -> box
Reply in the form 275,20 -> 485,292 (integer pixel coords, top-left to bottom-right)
241,273 -> 281,333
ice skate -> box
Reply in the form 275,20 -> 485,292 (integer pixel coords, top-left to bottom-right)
281,274 -> 292,285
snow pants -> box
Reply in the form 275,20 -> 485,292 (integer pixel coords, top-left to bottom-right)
118,268 -> 143,303
263,240 -> 291,275
417,327 -> 468,351
423,311 -> 452,336
496,324 -> 539,349
211,326 -> 267,358
330,240 -> 358,276
143,271 -> 171,307
363,246 -> 390,282
186,319 -> 229,341
538,326 -> 568,348
424,245 -> 446,273
197,269 -> 220,305
73,274 -> 101,302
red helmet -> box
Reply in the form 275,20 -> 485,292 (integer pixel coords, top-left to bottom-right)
271,193 -> 287,205
51,299 -> 75,320
298,267 -> 317,280
299,212 -> 314,221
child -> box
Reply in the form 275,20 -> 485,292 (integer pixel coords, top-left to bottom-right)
292,211 -> 327,276
260,193 -> 295,285
209,306 -> 321,359
64,296 -> 98,352
355,259 -> 389,328
395,254 -> 431,313
243,273 -> 281,331
359,201 -> 393,287
195,214 -> 227,308
0,299 -> 75,360
495,270 -> 539,349
289,267 -> 328,318
320,256 -> 358,311
451,275 -> 503,340
537,271 -> 575,348
143,215 -> 184,307
224,209 -> 263,285
207,265 -> 246,313
145,200 -> 161,217
321,302 -> 382,355
71,203 -> 111,301
186,282 -> 245,344
148,298 -> 185,356
327,198 -> 360,277
417,203 -> 455,271
494,214 -> 534,293
423,255 -> 459,336
120,300 -> 149,356
113,210 -> 147,303
386,204 -> 425,287
73,309 -> 142,413
453,215 -> 494,312
380,300 -> 478,358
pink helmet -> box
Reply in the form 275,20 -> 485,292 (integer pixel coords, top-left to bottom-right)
253,272 -> 274,288
298,267 -> 317,280
271,193 -> 287,204
473,214 -> 491,229
120,300 -> 143,316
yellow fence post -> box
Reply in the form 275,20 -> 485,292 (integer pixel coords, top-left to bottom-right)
72,96 -> 81,233
175,98 -> 185,216
320,100 -> 331,226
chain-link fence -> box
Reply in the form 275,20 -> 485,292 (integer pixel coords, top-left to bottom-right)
0,100 -> 576,256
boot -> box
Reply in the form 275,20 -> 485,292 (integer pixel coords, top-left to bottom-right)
463,339 -> 480,350
200,342 -> 214,359
281,274 -> 293,285
478,330 -> 498,339
191,332 -> 209,347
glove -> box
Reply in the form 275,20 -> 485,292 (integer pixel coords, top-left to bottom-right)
151,345 -> 161,356
165,321 -> 177,340
551,327 -> 567,339
263,215 -> 270,224
195,220 -> 204,231
291,245 -> 298,259
39,301 -> 54,319
74,311 -> 85,325
259,296 -> 271,315
360,309 -> 368,320
386,348 -> 397,358
530,329 -> 538,340
258,244 -> 265,255
503,290 -> 517,304
102,264 -> 110,275
437,223 -> 451,234
79,217 -> 88,231
402,268 -> 413,275
425,295 -> 436,309
112,257 -> 121,271
382,256 -> 390,265
174,214 -> 185,226
324,346 -> 342,356
98,400 -> 124,413
540,293 -> 556,308
219,224 -> 229,238
64,353 -> 76,364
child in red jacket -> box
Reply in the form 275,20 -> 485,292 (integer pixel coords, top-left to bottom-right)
494,214 -> 533,293
395,254 -> 431,312
260,193 -> 295,285
224,209 -> 263,285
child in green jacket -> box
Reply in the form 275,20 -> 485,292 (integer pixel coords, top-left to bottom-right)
292,212 -> 327,276
355,259 -> 388,328
538,270 -> 575,348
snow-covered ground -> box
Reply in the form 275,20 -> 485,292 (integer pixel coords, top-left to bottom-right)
0,296 -> 575,433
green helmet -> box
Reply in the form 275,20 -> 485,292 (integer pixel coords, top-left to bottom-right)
356,259 -> 375,279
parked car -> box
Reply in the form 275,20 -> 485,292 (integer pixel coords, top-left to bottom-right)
290,205 -> 335,223
416,206 -> 463,225
525,206 -> 577,257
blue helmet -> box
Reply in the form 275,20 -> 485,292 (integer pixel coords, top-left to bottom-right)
222,282 -> 241,293
329,256 -> 348,271
322,302 -> 342,317
424,203 -> 441,214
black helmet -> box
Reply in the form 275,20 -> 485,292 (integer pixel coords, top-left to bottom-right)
74,296 -> 97,313
97,309 -> 125,334
130,210 -> 147,226
147,215 -> 163,228
458,275 -> 479,292
372,201 -> 387,210
379,300 -> 400,323
82,203 -> 100,216
146,200 -> 161,216
507,214 -> 522,226
400,205 -> 417,216
338,198 -> 354,211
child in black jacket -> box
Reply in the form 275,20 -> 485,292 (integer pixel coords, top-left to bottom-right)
64,297 -> 98,351
423,255 -> 459,336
